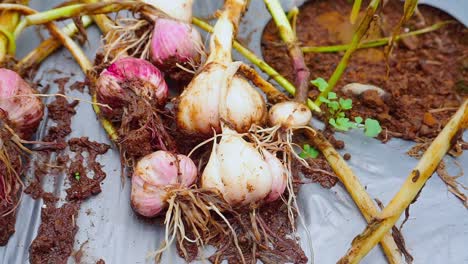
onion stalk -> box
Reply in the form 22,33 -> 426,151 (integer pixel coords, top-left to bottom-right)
338,100 -> 468,264
301,21 -> 453,53
263,0 -> 310,104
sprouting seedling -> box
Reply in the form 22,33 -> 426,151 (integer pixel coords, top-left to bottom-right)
311,78 -> 382,137
299,144 -> 319,159
74,172 -> 81,181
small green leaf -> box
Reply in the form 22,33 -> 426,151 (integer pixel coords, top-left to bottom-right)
319,96 -> 330,104
337,112 -> 346,118
354,116 -> 363,124
364,118 -> 382,137
336,117 -> 352,131
328,92 -> 337,100
339,98 -> 353,110
299,144 -> 319,159
328,101 -> 340,111
329,118 -> 337,127
311,77 -> 329,92
74,172 -> 80,181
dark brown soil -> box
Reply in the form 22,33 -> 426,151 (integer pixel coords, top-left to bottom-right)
261,0 -> 467,141
29,202 -> 80,264
66,137 -> 110,200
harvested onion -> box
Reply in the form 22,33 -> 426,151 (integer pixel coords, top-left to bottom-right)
131,151 -> 197,217
202,125 -> 287,206
269,101 -> 312,128
0,68 -> 44,139
96,57 -> 168,117
144,0 -> 203,81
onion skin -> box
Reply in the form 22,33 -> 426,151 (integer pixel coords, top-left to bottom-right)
0,68 -> 44,139
176,62 -> 266,136
263,150 -> 287,202
150,18 -> 202,81
202,127 -> 285,206
131,151 -> 197,217
268,101 -> 311,128
96,57 -> 168,117
222,75 -> 267,132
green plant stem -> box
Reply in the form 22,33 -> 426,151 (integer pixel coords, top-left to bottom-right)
350,0 -> 362,24
9,1 -> 142,38
191,17 -> 321,113
16,16 -> 93,74
302,21 -> 452,53
0,1 -> 29,61
338,99 -> 468,264
314,0 -> 380,106
263,0 -> 310,104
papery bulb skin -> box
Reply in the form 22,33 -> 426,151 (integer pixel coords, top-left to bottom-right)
0,68 -> 44,139
202,127 -> 274,206
222,75 -> 267,132
176,63 -> 266,136
131,151 -> 197,217
96,57 -> 168,117
268,101 -> 311,128
150,18 -> 203,82
262,150 -> 287,202
176,63 -> 225,135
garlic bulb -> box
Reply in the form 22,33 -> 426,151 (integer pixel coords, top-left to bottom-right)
262,150 -> 288,202
176,62 -> 266,135
269,101 -> 311,128
150,18 -> 202,82
0,68 -> 44,139
202,126 -> 286,206
131,151 -> 197,217
96,57 -> 168,117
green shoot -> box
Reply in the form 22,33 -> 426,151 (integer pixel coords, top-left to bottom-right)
299,144 -> 319,159
74,172 -> 81,181
350,0 -> 363,24
311,78 -> 382,137
364,118 -> 382,137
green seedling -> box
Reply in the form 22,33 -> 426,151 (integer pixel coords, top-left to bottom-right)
311,78 -> 382,137
299,144 -> 319,159
74,172 -> 81,181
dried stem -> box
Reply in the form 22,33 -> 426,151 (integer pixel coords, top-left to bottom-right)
315,0 -> 380,106
10,1 -> 144,38
263,0 -> 310,104
338,100 -> 468,264
16,16 -> 93,74
302,21 -> 452,53
191,17 -> 321,112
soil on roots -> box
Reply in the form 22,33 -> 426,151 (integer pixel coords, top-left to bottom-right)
261,0 -> 467,141
0,129 -> 23,246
